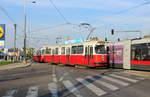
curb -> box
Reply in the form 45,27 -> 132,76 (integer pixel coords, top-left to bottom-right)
0,62 -> 33,71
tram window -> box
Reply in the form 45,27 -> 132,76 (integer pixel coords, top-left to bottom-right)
52,49 -> 55,55
55,48 -> 59,55
42,50 -> 45,54
90,47 -> 93,55
49,49 -> 51,55
72,46 -> 77,54
131,43 -> 150,61
37,50 -> 41,55
95,45 -> 106,54
85,47 -> 88,55
77,45 -> 84,54
61,47 -> 65,55
66,47 -> 70,55
46,48 -> 51,54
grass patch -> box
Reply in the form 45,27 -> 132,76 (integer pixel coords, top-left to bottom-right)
0,61 -> 13,66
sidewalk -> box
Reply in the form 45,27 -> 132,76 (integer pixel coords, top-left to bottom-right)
0,62 -> 32,71
122,70 -> 150,78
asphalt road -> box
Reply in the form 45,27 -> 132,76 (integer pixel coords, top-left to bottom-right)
0,62 -> 150,97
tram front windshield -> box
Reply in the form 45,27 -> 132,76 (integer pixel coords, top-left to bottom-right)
95,45 -> 106,54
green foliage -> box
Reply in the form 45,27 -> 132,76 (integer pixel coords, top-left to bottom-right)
0,61 -> 13,66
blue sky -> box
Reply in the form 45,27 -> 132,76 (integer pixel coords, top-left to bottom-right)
0,0 -> 150,48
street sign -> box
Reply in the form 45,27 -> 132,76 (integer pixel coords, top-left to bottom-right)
0,24 -> 5,40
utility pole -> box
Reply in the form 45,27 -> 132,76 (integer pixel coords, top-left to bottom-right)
23,0 -> 36,62
23,0 -> 27,62
14,24 -> 17,62
14,24 -> 17,52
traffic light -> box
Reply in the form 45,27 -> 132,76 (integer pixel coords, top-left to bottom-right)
105,38 -> 107,41
118,38 -> 120,41
111,29 -> 114,35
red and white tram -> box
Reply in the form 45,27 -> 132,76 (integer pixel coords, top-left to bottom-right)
34,39 -> 108,67
33,47 -> 46,63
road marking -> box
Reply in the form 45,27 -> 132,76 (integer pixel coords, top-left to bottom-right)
109,74 -> 138,83
52,66 -> 57,82
97,75 -> 129,86
59,72 -> 69,81
3,89 -> 17,97
59,76 -> 64,81
63,80 -> 83,97
26,86 -> 39,97
76,78 -> 106,96
52,74 -> 57,82
48,82 -> 58,97
86,76 -> 119,91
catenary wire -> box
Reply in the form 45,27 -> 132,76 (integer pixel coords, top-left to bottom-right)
48,0 -> 70,24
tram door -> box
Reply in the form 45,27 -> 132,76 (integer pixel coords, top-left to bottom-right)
85,46 -> 93,66
66,47 -> 70,64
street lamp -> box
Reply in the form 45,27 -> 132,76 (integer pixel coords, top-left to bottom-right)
23,0 -> 36,62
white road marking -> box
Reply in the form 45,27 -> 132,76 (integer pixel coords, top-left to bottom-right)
97,75 -> 129,86
59,72 -> 69,81
59,76 -> 64,81
48,82 -> 58,97
3,89 -> 17,97
52,74 -> 57,82
86,76 -> 119,91
52,66 -> 57,82
109,74 -> 138,83
63,80 -> 83,97
76,78 -> 106,96
26,86 -> 39,97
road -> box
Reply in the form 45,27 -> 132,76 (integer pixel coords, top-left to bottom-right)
0,62 -> 150,97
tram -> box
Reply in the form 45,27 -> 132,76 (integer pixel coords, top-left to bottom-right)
33,38 -> 108,67
107,37 -> 150,70
33,47 -> 46,63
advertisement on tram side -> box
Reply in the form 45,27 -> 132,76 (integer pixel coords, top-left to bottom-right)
108,45 -> 123,64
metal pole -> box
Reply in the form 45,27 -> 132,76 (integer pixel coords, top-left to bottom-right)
14,24 -> 17,51
24,0 -> 27,62
14,24 -> 17,62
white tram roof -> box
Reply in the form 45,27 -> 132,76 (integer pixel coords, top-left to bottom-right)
106,37 -> 150,47
39,38 -> 106,49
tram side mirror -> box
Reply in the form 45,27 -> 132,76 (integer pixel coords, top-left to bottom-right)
111,29 -> 114,35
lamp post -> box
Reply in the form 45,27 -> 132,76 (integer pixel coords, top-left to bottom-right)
23,0 -> 27,62
23,0 -> 36,62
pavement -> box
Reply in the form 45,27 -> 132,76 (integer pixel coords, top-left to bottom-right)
122,70 -> 150,79
0,62 -> 150,97
0,62 -> 32,71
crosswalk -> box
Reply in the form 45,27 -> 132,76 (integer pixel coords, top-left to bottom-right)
1,73 -> 144,97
